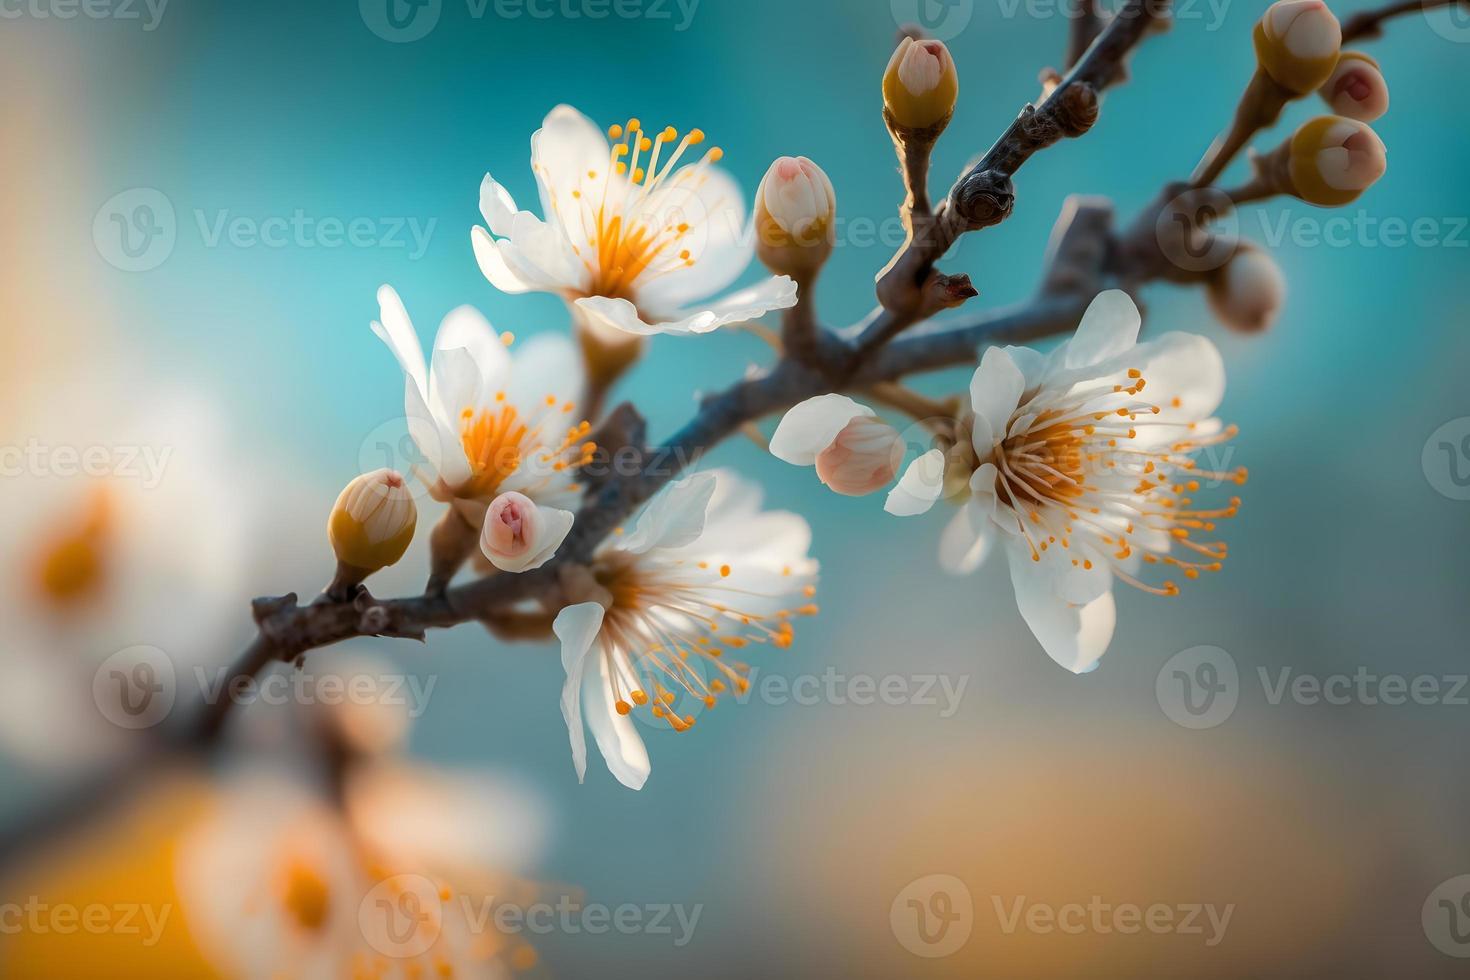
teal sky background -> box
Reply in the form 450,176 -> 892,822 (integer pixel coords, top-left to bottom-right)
11,0 -> 1470,974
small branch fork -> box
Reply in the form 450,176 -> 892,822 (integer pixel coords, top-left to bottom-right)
0,0 -> 1446,857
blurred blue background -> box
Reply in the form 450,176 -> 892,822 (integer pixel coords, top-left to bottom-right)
3,0 -> 1470,975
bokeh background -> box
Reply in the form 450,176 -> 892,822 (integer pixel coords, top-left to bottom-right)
2,0 -> 1469,975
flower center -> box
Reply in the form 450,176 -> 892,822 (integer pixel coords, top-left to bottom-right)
31,488 -> 112,609
989,368 -> 1247,597
458,394 -> 597,500
280,859 -> 331,934
564,117 -> 726,302
595,554 -> 817,733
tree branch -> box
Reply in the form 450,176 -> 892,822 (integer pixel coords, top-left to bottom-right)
861,0 -> 1161,352
0,0 -> 1447,864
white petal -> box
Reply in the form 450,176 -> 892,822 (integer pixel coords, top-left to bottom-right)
885,448 -> 946,516
1001,344 -> 1049,391
769,395 -> 875,467
583,652 -> 650,790
1007,543 -> 1116,673
405,375 -> 469,490
632,167 -> 752,313
577,277 -> 797,337
472,227 -> 536,294
426,345 -> 483,432
969,347 -> 1026,445
1135,331 -> 1227,426
506,332 -> 584,410
479,173 -> 521,238
433,305 -> 511,399
1063,289 -> 1142,370
531,105 -> 611,239
554,602 -> 606,784
938,499 -> 996,575
619,472 -> 717,554
371,284 -> 428,394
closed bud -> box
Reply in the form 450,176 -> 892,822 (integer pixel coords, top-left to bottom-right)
1318,51 -> 1388,122
1287,115 -> 1386,207
327,469 -> 416,599
480,491 -> 574,573
815,416 -> 905,497
771,394 -> 904,497
755,156 -> 836,277
330,469 -> 416,573
1207,244 -> 1286,333
1254,0 -> 1341,95
883,37 -> 958,131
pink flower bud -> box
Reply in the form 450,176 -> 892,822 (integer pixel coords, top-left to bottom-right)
1208,246 -> 1286,334
480,491 -> 573,573
814,416 -> 905,497
1288,115 -> 1387,207
1319,51 -> 1388,122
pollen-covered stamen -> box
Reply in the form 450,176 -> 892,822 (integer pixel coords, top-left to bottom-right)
597,555 -> 813,733
987,368 -> 1246,595
561,116 -> 727,302
458,392 -> 596,499
31,487 -> 112,608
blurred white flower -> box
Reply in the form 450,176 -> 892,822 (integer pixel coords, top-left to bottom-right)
888,291 -> 1245,674
473,105 -> 797,337
372,286 -> 593,526
0,387 -> 250,773
177,763 -> 547,980
553,471 -> 818,789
